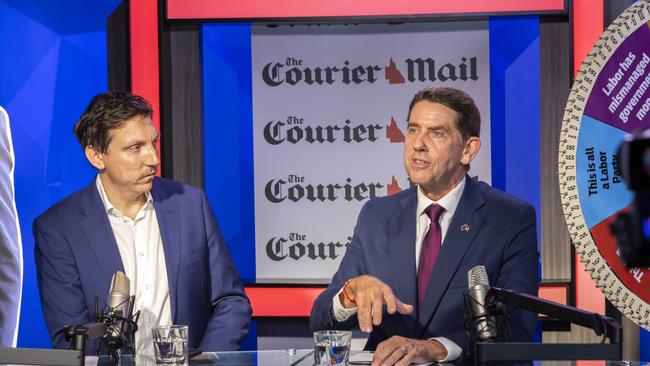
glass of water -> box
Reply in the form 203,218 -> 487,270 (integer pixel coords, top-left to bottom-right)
152,325 -> 188,364
313,330 -> 352,366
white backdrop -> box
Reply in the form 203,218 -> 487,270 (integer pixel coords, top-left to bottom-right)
251,22 -> 491,281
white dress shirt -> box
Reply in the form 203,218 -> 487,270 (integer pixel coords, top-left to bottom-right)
96,177 -> 173,355
332,177 -> 467,361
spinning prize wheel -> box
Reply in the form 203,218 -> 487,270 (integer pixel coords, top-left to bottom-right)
559,1 -> 650,329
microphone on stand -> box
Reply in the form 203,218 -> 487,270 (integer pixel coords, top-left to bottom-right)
63,271 -> 139,364
97,271 -> 139,363
464,265 -> 499,342
106,271 -> 131,342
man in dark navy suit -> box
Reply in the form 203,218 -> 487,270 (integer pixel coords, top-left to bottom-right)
311,87 -> 539,365
34,92 -> 251,354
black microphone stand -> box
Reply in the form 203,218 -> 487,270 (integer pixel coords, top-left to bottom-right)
470,287 -> 621,363
96,295 -> 140,365
64,321 -> 108,366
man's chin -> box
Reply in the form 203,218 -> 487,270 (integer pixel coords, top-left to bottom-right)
406,172 -> 433,187
137,180 -> 154,192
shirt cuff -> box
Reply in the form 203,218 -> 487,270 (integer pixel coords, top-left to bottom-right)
430,337 -> 462,362
332,287 -> 357,322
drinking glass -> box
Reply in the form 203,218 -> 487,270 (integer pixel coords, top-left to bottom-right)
313,330 -> 352,366
152,325 -> 188,364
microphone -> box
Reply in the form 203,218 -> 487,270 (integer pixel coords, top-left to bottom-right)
64,272 -> 138,362
466,265 -> 498,341
106,271 -> 131,339
99,271 -> 138,362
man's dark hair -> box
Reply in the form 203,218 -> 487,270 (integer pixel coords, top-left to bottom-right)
407,87 -> 481,140
73,91 -> 153,153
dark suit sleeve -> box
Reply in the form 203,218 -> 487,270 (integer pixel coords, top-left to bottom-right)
310,203 -> 370,332
198,191 -> 252,351
33,215 -> 90,349
495,202 -> 539,343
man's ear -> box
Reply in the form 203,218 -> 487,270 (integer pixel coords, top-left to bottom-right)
461,136 -> 481,166
85,145 -> 105,170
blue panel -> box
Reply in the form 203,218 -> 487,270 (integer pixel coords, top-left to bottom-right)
0,0 -> 120,348
641,327 -> 650,361
1,0 -> 119,35
0,2 -> 59,105
202,23 -> 256,283
489,21 -> 507,192
489,16 -> 541,248
489,16 -> 541,290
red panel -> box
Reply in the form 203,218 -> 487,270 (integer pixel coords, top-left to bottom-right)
573,0 -> 604,77
167,0 -> 565,20
575,256 -> 606,314
572,0 -> 605,315
130,0 -> 162,175
245,287 -> 324,317
539,285 -> 568,305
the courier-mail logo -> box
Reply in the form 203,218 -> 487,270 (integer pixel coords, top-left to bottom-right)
261,56 -> 480,87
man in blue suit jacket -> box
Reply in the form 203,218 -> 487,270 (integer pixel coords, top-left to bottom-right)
34,92 -> 251,354
311,87 -> 538,364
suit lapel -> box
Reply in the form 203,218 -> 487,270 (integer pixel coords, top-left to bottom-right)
151,180 -> 181,321
78,181 -> 124,277
388,188 -> 418,337
416,177 -> 485,336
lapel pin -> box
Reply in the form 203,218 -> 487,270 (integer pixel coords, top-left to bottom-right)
460,224 -> 470,232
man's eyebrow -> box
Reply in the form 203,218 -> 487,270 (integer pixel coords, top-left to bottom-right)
124,136 -> 158,146
427,125 -> 447,131
125,132 -> 160,145
123,139 -> 147,146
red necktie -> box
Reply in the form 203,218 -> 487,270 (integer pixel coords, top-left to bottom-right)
417,204 -> 445,307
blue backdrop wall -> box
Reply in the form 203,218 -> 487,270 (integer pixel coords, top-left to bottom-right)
0,0 -> 121,347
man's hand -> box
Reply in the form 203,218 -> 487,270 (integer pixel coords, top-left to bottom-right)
339,275 -> 413,332
371,336 -> 447,366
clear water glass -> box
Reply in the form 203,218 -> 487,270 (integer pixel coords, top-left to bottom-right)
152,325 -> 188,364
313,330 -> 352,366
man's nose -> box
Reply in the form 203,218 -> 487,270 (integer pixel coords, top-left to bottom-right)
145,145 -> 160,166
412,131 -> 427,151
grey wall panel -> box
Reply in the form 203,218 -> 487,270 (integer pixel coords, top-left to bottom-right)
160,24 -> 204,188
540,16 -> 572,282
107,2 -> 130,91
605,0 -> 634,27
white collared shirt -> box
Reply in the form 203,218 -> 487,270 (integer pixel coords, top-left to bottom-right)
96,177 -> 172,355
332,176 -> 467,361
